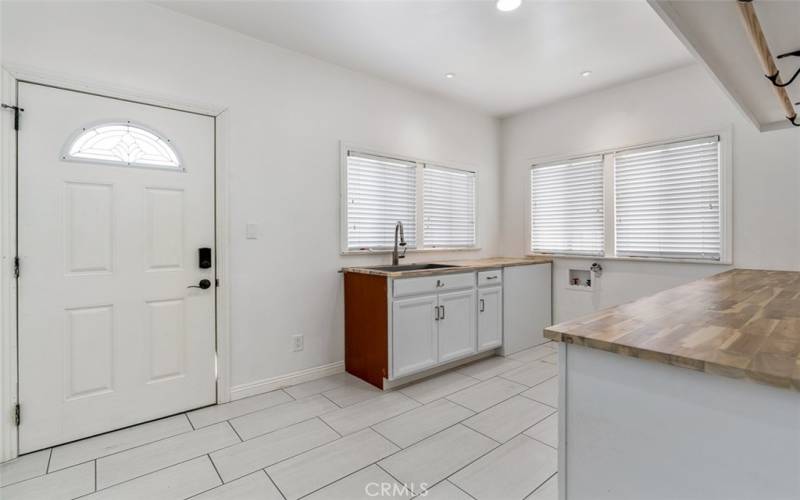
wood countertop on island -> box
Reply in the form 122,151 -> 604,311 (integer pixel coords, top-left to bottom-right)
545,269 -> 800,392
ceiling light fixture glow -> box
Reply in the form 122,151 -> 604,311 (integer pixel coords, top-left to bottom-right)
496,0 -> 521,12
445,73 -> 455,79
580,70 -> 593,77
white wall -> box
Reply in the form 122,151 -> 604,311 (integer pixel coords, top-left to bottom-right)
500,65 -> 800,322
1,2 -> 501,394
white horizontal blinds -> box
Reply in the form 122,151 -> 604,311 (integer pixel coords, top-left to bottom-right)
423,165 -> 476,248
346,151 -> 417,250
614,136 -> 721,260
530,156 -> 604,255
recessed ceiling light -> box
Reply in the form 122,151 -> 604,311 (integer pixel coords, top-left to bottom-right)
445,73 -> 455,79
496,0 -> 521,12
580,70 -> 593,77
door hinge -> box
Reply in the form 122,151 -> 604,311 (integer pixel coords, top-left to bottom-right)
14,256 -> 19,278
1,104 -> 23,131
14,404 -> 20,426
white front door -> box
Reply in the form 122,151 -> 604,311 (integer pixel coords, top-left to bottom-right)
17,83 -> 216,452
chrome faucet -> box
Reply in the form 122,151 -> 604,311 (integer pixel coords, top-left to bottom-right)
392,221 -> 407,265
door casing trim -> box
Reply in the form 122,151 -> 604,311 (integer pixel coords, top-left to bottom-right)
0,66 -> 232,461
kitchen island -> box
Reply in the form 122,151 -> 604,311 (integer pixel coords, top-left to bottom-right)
545,269 -> 800,500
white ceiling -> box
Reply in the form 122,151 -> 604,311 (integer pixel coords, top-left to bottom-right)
158,0 -> 693,116
650,0 -> 800,131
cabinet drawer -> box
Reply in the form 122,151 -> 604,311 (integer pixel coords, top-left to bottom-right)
478,269 -> 502,286
393,272 -> 475,297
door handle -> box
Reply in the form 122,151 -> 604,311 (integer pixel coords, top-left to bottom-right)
188,279 -> 212,290
439,305 -> 445,320
480,299 -> 485,312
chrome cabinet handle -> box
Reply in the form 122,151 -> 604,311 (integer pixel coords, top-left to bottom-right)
486,276 -> 498,280
479,299 -> 485,312
435,306 -> 440,321
440,305 -> 445,320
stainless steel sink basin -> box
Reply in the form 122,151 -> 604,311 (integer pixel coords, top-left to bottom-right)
364,263 -> 461,272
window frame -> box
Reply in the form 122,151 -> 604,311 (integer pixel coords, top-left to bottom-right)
525,129 -> 732,265
340,142 -> 480,255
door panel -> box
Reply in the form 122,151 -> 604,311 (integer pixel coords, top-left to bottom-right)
17,83 -> 216,452
478,286 -> 503,351
392,295 -> 438,378
437,289 -> 476,363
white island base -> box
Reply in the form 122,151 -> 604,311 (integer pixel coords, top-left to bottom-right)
557,344 -> 800,500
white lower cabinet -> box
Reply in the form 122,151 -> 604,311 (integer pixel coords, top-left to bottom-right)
477,286 -> 502,351
437,289 -> 477,363
392,294 -> 439,378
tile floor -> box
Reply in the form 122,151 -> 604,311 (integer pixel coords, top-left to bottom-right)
0,342 -> 559,500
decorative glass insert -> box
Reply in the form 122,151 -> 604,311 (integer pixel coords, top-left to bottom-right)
63,122 -> 181,169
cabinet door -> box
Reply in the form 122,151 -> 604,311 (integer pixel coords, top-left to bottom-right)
437,289 -> 477,363
478,286 -> 503,351
392,294 -> 438,378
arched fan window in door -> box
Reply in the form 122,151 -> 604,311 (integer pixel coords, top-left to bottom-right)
62,122 -> 182,169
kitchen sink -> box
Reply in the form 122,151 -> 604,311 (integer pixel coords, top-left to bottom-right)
364,263 -> 462,272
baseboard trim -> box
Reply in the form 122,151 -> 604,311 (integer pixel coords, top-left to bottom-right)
229,361 -> 345,401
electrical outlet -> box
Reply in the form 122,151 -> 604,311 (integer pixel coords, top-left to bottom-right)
292,334 -> 304,352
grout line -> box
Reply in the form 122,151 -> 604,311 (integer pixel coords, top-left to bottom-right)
263,469 -> 288,500
317,417 -> 343,438
294,462 -> 386,500
207,453 -> 224,484
93,460 -> 97,492
524,471 -> 558,499
450,480 -> 479,500
187,413 -> 196,431
45,448 -> 53,474
226,420 -> 244,442
318,392 -> 345,409
191,393 -> 301,430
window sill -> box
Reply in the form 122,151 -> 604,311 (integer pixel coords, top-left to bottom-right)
342,247 -> 481,256
528,253 -> 732,266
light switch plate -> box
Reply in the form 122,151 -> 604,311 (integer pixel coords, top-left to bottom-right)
246,223 -> 259,239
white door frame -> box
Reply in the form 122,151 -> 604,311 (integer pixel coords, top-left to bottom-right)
0,66 -> 232,461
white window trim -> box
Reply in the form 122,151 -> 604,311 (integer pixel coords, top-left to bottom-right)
524,128 -> 733,265
340,142 -> 480,255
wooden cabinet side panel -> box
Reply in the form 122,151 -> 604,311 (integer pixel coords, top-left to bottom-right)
344,273 -> 388,389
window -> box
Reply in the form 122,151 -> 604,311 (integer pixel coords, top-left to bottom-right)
345,152 -> 417,250
423,165 -> 476,248
529,134 -> 728,262
63,122 -> 181,169
342,149 -> 478,252
615,137 -> 721,260
530,156 -> 604,256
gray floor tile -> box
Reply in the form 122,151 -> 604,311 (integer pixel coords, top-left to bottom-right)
192,471 -> 283,500
501,362 -> 558,387
96,421 -> 238,489
507,344 -> 555,363
211,418 -> 339,483
49,414 -> 192,472
230,394 -> 338,440
284,373 -> 351,400
0,462 -> 93,500
524,413 -> 558,448
321,392 -> 420,435
87,456 -> 219,500
540,352 -> 558,364
526,473 -> 557,500
267,429 -> 398,500
0,449 -> 50,487
322,380 -> 383,407
464,396 -> 555,443
451,435 -> 557,500
422,480 -> 474,500
187,390 -> 293,429
303,465 -> 412,500
372,399 -> 474,448
521,377 -> 558,408
399,372 -> 480,404
456,356 -> 524,380
378,425 -> 497,494
446,377 -> 528,412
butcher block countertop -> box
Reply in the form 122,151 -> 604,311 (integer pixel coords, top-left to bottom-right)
545,269 -> 800,392
342,256 -> 552,277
